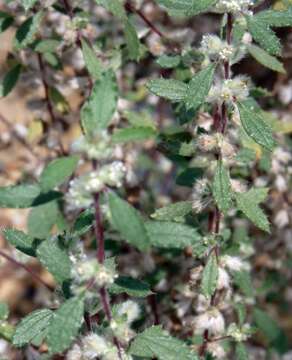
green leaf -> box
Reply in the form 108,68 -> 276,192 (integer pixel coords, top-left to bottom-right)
27,201 -> 60,239
185,64 -> 215,110
95,0 -> 127,20
47,297 -> 84,354
81,39 -> 103,80
0,303 -> 9,320
201,252 -> 218,299
0,184 -> 40,208
0,184 -> 61,208
109,276 -> 153,297
112,127 -> 157,143
22,0 -> 38,11
0,11 -> 14,33
254,8 -> 292,28
13,309 -> 53,347
233,270 -> 254,297
176,167 -> 204,187
156,0 -> 217,17
147,78 -> 188,102
253,308 -> 281,342
236,343 -> 249,360
129,326 -> 197,360
212,161 -> 233,214
0,64 -> 21,98
3,228 -> 35,256
247,16 -> 282,56
151,201 -> 193,222
109,192 -> 150,251
145,221 -> 201,249
36,237 -> 72,284
73,209 -> 94,236
81,71 -> 118,136
14,11 -> 44,49
124,19 -> 140,61
247,44 -> 286,73
39,156 -> 78,192
34,39 -> 60,54
235,187 -> 270,232
237,101 -> 276,151
156,55 -> 181,68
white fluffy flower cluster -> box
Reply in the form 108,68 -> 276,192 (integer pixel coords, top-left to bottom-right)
200,35 -> 235,62
196,133 -> 236,159
227,322 -> 252,342
191,179 -> 212,213
215,0 -> 253,14
207,76 -> 250,104
72,131 -> 114,160
193,307 -> 225,335
70,255 -> 118,295
110,300 -> 140,343
66,161 -> 126,209
67,333 -> 133,360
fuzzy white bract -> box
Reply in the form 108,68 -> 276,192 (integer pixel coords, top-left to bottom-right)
207,342 -> 226,359
221,255 -> 245,272
215,0 -> 253,14
207,76 -> 249,104
193,308 -> 225,335
116,300 -> 140,324
200,35 -> 235,61
72,131 -> 113,160
66,161 -> 126,210
82,333 -> 109,359
192,179 -> 212,213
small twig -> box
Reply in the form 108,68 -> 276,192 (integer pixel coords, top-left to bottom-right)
0,113 -> 38,158
37,53 -> 56,126
0,249 -> 54,292
125,1 -> 164,38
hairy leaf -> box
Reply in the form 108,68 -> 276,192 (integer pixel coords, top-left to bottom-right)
237,101 -> 276,151
151,201 -> 193,222
81,39 -> 103,80
156,0 -> 217,17
235,187 -> 270,232
185,64 -> 215,110
212,161 -> 233,214
13,309 -> 53,347
3,228 -> 35,256
147,78 -> 188,102
39,156 -> 78,192
112,127 -> 156,143
247,16 -> 282,56
145,221 -> 201,249
255,8 -> 292,28
201,252 -> 218,298
47,297 -> 84,354
36,237 -> 72,284
81,71 -> 118,135
109,192 -> 150,251
27,201 -> 60,239
129,326 -> 197,360
124,19 -> 140,61
110,276 -> 153,297
247,44 -> 285,73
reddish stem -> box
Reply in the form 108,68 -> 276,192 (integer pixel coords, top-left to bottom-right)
93,192 -> 105,264
37,53 -> 56,126
0,249 -> 54,292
